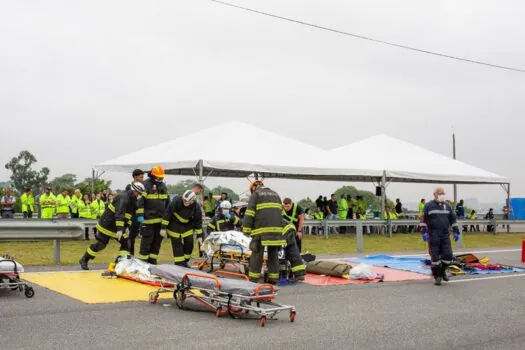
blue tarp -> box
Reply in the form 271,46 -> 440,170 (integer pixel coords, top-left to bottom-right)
349,254 -> 525,275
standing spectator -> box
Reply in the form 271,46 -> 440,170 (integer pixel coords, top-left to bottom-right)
337,195 -> 349,233
217,192 -> 229,209
456,199 -> 465,219
0,187 -> 16,218
322,196 -> 328,216
78,194 -> 92,239
315,195 -> 324,211
356,196 -> 367,215
203,194 -> 216,218
70,189 -> 83,219
312,207 -> 324,235
90,193 -> 105,220
326,194 -> 338,233
418,198 -> 426,218
395,198 -> 403,217
484,208 -> 495,233
39,186 -> 56,220
468,210 -> 479,232
100,189 -> 108,203
346,195 -> 354,220
35,189 -> 44,218
56,189 -> 71,219
20,187 -> 35,219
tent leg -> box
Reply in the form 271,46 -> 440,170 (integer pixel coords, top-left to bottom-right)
506,183 -> 511,232
380,172 -> 386,216
198,160 -> 204,184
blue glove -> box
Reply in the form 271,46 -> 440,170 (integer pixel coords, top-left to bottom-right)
137,215 -> 144,224
453,231 -> 460,242
421,231 -> 428,242
224,212 -> 231,220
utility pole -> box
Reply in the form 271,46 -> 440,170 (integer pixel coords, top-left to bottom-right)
453,133 -> 457,203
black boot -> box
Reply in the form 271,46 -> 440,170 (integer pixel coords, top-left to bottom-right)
79,255 -> 90,270
434,277 -> 442,286
147,258 -> 157,265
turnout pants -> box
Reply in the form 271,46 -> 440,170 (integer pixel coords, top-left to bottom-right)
139,223 -> 163,263
128,221 -> 140,256
170,234 -> 194,266
285,232 -> 306,277
84,231 -> 129,261
428,233 -> 453,278
248,236 -> 280,283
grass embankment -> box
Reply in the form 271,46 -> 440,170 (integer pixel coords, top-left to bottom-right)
1,233 -> 523,266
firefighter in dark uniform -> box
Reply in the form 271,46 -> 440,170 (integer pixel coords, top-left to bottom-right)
160,190 -> 203,267
79,182 -> 146,270
125,169 -> 145,256
243,180 -> 286,284
137,166 -> 169,265
282,218 -> 306,280
282,198 -> 305,252
420,187 -> 460,286
207,200 -> 242,232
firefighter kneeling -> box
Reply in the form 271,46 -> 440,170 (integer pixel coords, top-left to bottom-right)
79,182 -> 146,270
160,190 -> 203,267
282,219 -> 306,281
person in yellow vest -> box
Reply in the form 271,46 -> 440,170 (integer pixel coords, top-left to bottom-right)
78,194 -> 92,239
70,189 -> 82,219
90,193 -> 105,220
383,206 -> 398,233
313,206 -> 324,235
338,195 -> 349,233
467,209 -> 479,232
21,187 -> 35,219
39,186 -> 56,219
356,195 -> 367,214
203,193 -> 217,218
418,199 -> 426,218
356,206 -> 368,234
282,198 -> 305,252
56,189 -> 71,219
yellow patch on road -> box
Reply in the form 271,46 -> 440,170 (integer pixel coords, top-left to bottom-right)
22,271 -> 170,304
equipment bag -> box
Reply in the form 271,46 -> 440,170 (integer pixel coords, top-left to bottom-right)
306,260 -> 351,278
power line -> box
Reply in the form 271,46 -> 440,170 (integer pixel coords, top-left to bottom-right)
210,0 -> 525,73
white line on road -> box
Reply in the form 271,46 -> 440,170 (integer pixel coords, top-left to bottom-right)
449,274 -> 525,283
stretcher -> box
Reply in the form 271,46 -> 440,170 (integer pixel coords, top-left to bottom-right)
0,255 -> 35,298
148,265 -> 296,327
196,243 -> 251,274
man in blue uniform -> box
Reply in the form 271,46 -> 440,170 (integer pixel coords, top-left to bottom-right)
420,187 -> 460,286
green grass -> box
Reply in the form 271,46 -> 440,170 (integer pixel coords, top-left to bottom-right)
0,233 -> 523,266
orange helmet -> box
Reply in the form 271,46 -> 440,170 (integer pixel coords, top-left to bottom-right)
249,180 -> 264,193
150,166 -> 165,179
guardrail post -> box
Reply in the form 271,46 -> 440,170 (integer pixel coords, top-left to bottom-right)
387,219 -> 392,238
457,222 -> 464,248
54,239 -> 61,265
356,221 -> 364,253
323,220 -> 328,239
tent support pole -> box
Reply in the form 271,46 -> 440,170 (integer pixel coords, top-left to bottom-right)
198,160 -> 204,184
380,172 -> 386,216
506,183 -> 511,232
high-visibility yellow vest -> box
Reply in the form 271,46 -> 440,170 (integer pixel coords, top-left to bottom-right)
90,200 -> 105,219
78,200 -> 91,219
70,195 -> 82,214
21,193 -> 35,212
56,194 -> 71,214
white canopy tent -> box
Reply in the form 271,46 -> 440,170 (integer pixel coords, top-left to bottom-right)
332,134 -> 510,211
94,121 -> 381,182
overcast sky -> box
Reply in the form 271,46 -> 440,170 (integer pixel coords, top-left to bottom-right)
1,0 -> 523,208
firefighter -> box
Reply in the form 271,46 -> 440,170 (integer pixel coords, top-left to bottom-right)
420,187 -> 460,286
160,190 -> 203,266
207,200 -> 242,232
282,198 -> 305,252
124,169 -> 145,256
79,182 -> 146,270
137,166 -> 169,265
282,218 -> 306,281
243,180 -> 286,284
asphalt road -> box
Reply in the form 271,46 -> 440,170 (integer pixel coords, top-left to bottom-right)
1,248 -> 524,350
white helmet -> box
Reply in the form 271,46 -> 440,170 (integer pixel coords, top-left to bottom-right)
182,190 -> 196,206
219,200 -> 232,210
130,182 -> 146,196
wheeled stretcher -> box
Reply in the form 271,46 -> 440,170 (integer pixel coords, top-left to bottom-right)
196,243 -> 252,274
148,265 -> 296,327
0,256 -> 35,298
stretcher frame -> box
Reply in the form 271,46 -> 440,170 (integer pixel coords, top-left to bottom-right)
148,270 -> 296,327
0,258 -> 35,298
196,243 -> 252,274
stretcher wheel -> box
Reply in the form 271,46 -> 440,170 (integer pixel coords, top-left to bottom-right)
148,292 -> 158,304
289,311 -> 296,323
259,316 -> 267,327
11,286 -> 19,291
216,307 -> 222,317
24,287 -> 35,298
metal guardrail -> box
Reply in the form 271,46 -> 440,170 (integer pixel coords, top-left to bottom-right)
0,221 -> 86,265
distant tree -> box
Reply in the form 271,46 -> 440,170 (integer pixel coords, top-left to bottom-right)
76,178 -> 112,195
210,186 -> 239,201
4,150 -> 50,193
49,173 -> 77,192
167,180 -> 210,195
298,197 -> 315,211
